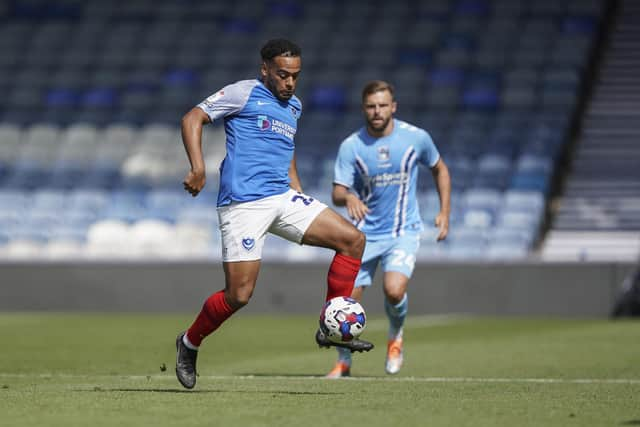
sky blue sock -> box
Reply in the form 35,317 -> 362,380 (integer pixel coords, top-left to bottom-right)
337,347 -> 352,364
385,293 -> 408,339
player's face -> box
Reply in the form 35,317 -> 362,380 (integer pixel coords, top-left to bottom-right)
363,90 -> 397,135
261,55 -> 301,102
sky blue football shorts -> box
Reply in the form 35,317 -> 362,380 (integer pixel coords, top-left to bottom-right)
355,232 -> 421,287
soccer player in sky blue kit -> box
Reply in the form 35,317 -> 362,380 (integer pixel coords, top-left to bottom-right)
174,39 -> 374,389
327,80 -> 451,378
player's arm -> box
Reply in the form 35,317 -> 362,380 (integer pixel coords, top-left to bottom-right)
181,107 -> 210,197
431,158 -> 451,241
288,154 -> 303,193
332,184 -> 369,222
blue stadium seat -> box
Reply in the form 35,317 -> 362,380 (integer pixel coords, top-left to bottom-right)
3,165 -> 50,190
396,48 -> 432,66
462,87 -> 499,110
45,89 -> 79,108
454,0 -> 490,16
429,67 -> 466,87
308,86 -> 347,111
48,224 -> 89,242
503,190 -> 545,212
81,166 -> 122,190
509,171 -> 550,193
82,88 -> 118,109
463,207 -> 494,229
164,69 -> 200,88
268,1 -> 304,18
68,189 -> 110,214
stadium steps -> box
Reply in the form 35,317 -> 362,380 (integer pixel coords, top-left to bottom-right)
542,0 -> 640,261
540,231 -> 640,262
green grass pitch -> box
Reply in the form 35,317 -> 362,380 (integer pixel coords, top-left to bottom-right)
0,313 -> 639,427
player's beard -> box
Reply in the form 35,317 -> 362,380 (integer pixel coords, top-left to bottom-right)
265,77 -> 294,101
367,115 -> 392,133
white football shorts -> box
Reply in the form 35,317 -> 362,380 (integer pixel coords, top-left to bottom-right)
217,188 -> 328,262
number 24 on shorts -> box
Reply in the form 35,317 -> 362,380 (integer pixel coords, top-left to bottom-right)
391,249 -> 415,269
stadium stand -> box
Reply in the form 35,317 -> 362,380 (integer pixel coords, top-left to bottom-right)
0,0 -> 612,261
541,0 -> 640,261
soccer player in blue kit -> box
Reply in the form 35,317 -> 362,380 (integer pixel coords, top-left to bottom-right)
174,39 -> 374,389
327,80 -> 451,378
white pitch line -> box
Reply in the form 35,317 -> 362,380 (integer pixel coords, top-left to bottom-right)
1,373 -> 639,385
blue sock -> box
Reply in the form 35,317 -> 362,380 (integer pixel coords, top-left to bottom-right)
385,293 -> 408,340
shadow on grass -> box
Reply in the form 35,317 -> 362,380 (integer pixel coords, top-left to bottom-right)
620,421 -> 640,426
85,388 -> 221,393
77,387 -> 342,395
236,372 -> 324,378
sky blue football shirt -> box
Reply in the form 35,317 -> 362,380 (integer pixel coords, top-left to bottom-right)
334,119 -> 440,239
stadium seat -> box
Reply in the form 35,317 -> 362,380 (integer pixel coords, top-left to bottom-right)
0,0 -> 606,261
85,219 -> 131,259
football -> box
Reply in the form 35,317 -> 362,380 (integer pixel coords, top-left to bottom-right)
319,297 -> 367,343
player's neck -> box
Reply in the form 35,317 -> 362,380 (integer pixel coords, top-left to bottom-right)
366,119 -> 394,138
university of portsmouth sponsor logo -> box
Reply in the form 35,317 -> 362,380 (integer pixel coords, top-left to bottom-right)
270,118 -> 296,140
242,237 -> 255,251
257,115 -> 271,131
257,115 -> 296,140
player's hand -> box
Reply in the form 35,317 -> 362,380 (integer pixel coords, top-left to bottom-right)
183,169 -> 206,197
434,212 -> 449,241
345,193 -> 369,222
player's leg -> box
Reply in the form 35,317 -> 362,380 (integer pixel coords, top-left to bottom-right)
301,207 -> 365,300
176,261 -> 260,388
383,272 -> 410,339
183,260 -> 261,348
176,198 -> 273,389
271,190 -> 371,353
382,272 -> 409,375
270,189 -> 365,302
302,208 -> 378,353
379,234 -> 420,374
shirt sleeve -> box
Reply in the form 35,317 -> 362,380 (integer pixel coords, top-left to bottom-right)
333,140 -> 357,188
417,129 -> 441,168
196,80 -> 255,122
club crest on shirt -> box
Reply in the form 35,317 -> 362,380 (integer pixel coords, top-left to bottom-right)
242,238 -> 255,251
377,146 -> 392,167
377,146 -> 390,161
257,115 -> 271,131
290,106 -> 300,119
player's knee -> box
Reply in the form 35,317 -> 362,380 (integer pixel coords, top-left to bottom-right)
337,228 -> 365,258
385,289 -> 405,305
227,289 -> 252,308
226,283 -> 255,309
353,229 -> 366,256
342,228 -> 365,258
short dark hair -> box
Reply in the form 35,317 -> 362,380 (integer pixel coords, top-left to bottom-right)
361,80 -> 395,102
260,39 -> 302,61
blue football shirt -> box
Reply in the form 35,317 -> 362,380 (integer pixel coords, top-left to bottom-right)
197,79 -> 302,207
334,119 -> 440,239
